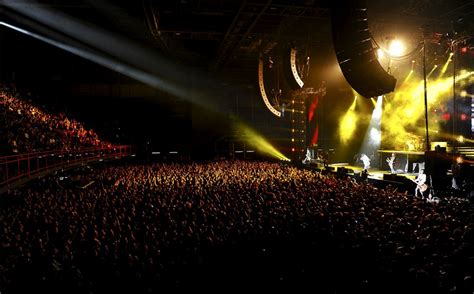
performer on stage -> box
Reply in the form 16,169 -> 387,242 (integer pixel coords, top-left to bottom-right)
386,153 -> 396,174
320,151 -> 329,168
360,153 -> 371,170
414,169 -> 427,198
451,155 -> 467,191
302,148 -> 312,164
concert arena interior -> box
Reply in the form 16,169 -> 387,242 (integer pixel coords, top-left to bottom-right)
1,0 -> 474,293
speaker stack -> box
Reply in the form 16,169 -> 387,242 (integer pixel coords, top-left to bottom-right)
331,0 -> 396,98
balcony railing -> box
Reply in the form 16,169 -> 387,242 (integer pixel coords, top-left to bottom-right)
0,145 -> 132,187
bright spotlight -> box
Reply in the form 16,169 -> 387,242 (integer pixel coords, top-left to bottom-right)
339,111 -> 357,143
369,127 -> 381,144
370,98 -> 377,107
377,48 -> 385,59
460,90 -> 467,97
359,95 -> 383,156
237,122 -> 290,161
427,65 -> 438,78
457,135 -> 464,143
372,104 -> 383,120
388,40 -> 405,57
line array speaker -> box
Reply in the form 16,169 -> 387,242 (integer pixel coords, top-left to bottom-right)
331,0 -> 396,98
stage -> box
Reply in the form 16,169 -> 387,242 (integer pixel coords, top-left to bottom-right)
328,163 -> 418,182
303,146 -> 472,193
326,148 -> 426,182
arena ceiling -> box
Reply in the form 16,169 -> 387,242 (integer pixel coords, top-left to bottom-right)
1,0 -> 474,151
3,0 -> 474,74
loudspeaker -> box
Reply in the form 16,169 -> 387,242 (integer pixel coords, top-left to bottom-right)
425,151 -> 450,178
330,0 -> 396,98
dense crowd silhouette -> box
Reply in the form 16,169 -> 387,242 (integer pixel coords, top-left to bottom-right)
1,161 -> 473,293
0,87 -> 108,154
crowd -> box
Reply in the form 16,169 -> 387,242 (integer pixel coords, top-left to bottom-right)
0,86 -> 108,154
1,160 -> 474,293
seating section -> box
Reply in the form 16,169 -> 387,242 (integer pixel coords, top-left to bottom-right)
0,87 -> 108,155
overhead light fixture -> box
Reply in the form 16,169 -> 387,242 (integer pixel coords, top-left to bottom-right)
388,39 -> 405,57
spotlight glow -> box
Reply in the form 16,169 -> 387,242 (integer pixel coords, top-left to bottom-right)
440,55 -> 452,76
370,98 -> 377,107
372,103 -> 383,120
377,48 -> 385,59
369,127 -> 381,144
339,97 -> 358,143
339,111 -> 357,143
382,70 -> 474,149
359,96 -> 383,157
237,123 -> 290,161
427,65 -> 438,78
389,40 -> 405,57
402,70 -> 414,84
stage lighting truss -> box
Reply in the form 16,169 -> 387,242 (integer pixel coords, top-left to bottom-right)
258,57 -> 282,117
290,48 -> 305,88
258,47 -> 311,118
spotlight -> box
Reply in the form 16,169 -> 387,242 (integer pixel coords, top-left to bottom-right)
388,40 -> 405,57
377,48 -> 385,59
370,127 -> 381,143
237,123 -> 290,161
457,135 -> 464,143
461,90 -> 467,97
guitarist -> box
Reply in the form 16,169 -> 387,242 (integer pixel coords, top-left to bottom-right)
414,168 -> 427,198
386,153 -> 396,174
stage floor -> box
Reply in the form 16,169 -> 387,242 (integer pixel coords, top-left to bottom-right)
328,163 -> 418,181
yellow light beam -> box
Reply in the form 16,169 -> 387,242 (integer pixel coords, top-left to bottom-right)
431,131 -> 474,143
427,65 -> 438,78
382,70 -> 474,150
339,96 -> 358,144
236,122 -> 291,161
402,70 -> 414,85
370,97 -> 377,107
440,54 -> 453,76
350,95 -> 357,111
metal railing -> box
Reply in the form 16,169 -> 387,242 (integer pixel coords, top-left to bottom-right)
0,145 -> 132,187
